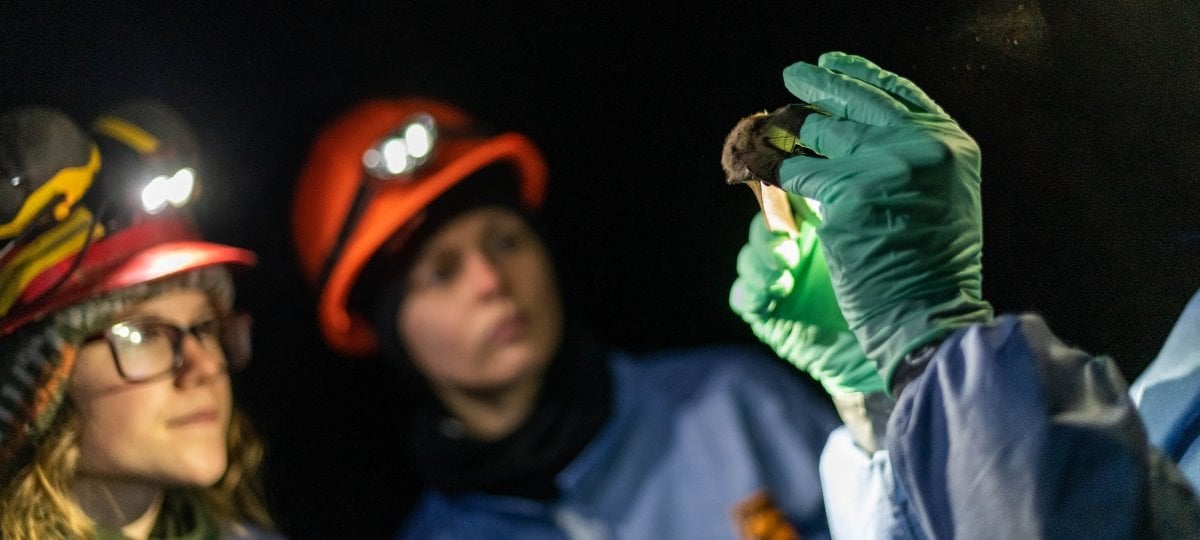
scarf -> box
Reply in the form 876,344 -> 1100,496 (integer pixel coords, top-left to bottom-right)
403,327 -> 612,500
93,490 -> 218,540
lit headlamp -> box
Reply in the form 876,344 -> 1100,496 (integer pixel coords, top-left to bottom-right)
139,166 -> 196,214
91,103 -> 202,224
362,113 -> 437,180
312,112 -> 441,292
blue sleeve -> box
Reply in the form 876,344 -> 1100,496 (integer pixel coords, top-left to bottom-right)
888,314 -> 1200,539
820,426 -> 925,540
1131,286 -> 1200,484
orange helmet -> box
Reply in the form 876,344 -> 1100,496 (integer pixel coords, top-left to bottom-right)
292,98 -> 548,357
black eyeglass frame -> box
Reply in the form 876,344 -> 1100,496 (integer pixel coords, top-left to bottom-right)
81,311 -> 252,383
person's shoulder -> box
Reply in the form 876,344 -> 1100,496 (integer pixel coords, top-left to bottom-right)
617,343 -> 816,395
630,342 -> 789,372
611,343 -> 837,430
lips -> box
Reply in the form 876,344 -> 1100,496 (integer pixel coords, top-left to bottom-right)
488,312 -> 528,344
168,409 -> 220,427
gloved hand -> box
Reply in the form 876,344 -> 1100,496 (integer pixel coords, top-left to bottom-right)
775,51 -> 994,393
730,195 -> 885,396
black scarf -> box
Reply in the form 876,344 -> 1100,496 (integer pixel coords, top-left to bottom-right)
402,327 -> 612,500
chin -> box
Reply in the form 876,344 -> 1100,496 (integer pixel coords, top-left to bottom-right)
168,450 -> 229,487
500,342 -> 554,374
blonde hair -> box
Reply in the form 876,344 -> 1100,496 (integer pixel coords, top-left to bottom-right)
0,404 -> 275,539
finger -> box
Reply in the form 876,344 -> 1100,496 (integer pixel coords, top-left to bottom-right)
777,150 -> 906,203
750,212 -> 813,277
782,61 -> 910,127
818,51 -> 946,116
741,218 -> 789,281
736,232 -> 776,290
734,219 -> 796,312
784,191 -> 820,223
732,237 -> 780,316
729,275 -> 772,318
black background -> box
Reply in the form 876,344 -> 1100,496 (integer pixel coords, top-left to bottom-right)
4,2 -> 1199,538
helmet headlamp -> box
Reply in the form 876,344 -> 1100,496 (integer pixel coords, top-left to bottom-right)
362,113 -> 437,180
91,107 -> 204,226
292,97 -> 548,356
139,166 -> 196,214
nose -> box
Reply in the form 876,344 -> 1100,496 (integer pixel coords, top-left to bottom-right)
464,249 -> 506,298
175,333 -> 226,387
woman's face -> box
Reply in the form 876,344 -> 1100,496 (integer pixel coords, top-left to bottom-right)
398,206 -> 564,396
69,288 -> 232,488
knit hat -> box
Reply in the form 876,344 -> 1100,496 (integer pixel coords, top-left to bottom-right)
0,266 -> 237,484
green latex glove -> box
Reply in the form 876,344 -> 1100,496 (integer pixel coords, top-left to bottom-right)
776,51 -> 994,392
730,196 -> 885,396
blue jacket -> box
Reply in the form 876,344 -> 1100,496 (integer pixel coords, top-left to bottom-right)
1131,287 -> 1200,487
396,345 -> 840,539
887,314 -> 1200,539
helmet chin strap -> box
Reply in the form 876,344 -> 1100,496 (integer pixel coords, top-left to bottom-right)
0,194 -> 63,261
315,178 -> 371,298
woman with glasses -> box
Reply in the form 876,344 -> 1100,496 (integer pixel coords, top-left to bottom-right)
0,103 -> 281,539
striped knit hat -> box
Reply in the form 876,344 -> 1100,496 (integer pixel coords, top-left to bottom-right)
0,266 -> 236,484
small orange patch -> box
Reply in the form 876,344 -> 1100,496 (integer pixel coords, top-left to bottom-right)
0,344 -> 76,462
731,489 -> 801,540
29,345 -> 76,417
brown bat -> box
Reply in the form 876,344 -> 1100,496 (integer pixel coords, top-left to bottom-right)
720,103 -> 825,235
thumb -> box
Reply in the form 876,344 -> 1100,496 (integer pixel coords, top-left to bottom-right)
777,150 -> 900,203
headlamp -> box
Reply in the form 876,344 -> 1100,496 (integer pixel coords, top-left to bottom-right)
91,105 -> 205,227
362,113 -> 437,180
140,166 -> 196,214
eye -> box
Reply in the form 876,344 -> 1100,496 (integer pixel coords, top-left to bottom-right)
485,227 -> 527,257
191,319 -> 221,338
491,233 -> 518,252
410,255 -> 461,291
189,318 -> 225,349
429,262 -> 457,285
111,320 -> 174,347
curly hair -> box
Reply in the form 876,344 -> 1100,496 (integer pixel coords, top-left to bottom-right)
0,403 -> 274,539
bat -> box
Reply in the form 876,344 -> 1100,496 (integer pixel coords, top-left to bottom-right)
720,103 -> 825,235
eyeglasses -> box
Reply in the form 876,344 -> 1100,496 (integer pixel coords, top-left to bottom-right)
83,313 -> 252,382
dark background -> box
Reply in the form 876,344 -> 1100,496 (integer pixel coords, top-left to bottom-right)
4,2 -> 1199,538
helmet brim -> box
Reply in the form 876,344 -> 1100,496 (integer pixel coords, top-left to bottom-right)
1,218 -> 255,336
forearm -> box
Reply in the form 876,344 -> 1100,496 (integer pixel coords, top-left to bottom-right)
888,314 -> 1200,538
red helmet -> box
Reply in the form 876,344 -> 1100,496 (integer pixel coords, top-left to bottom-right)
0,216 -> 255,336
292,98 -> 547,356
0,102 -> 256,337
